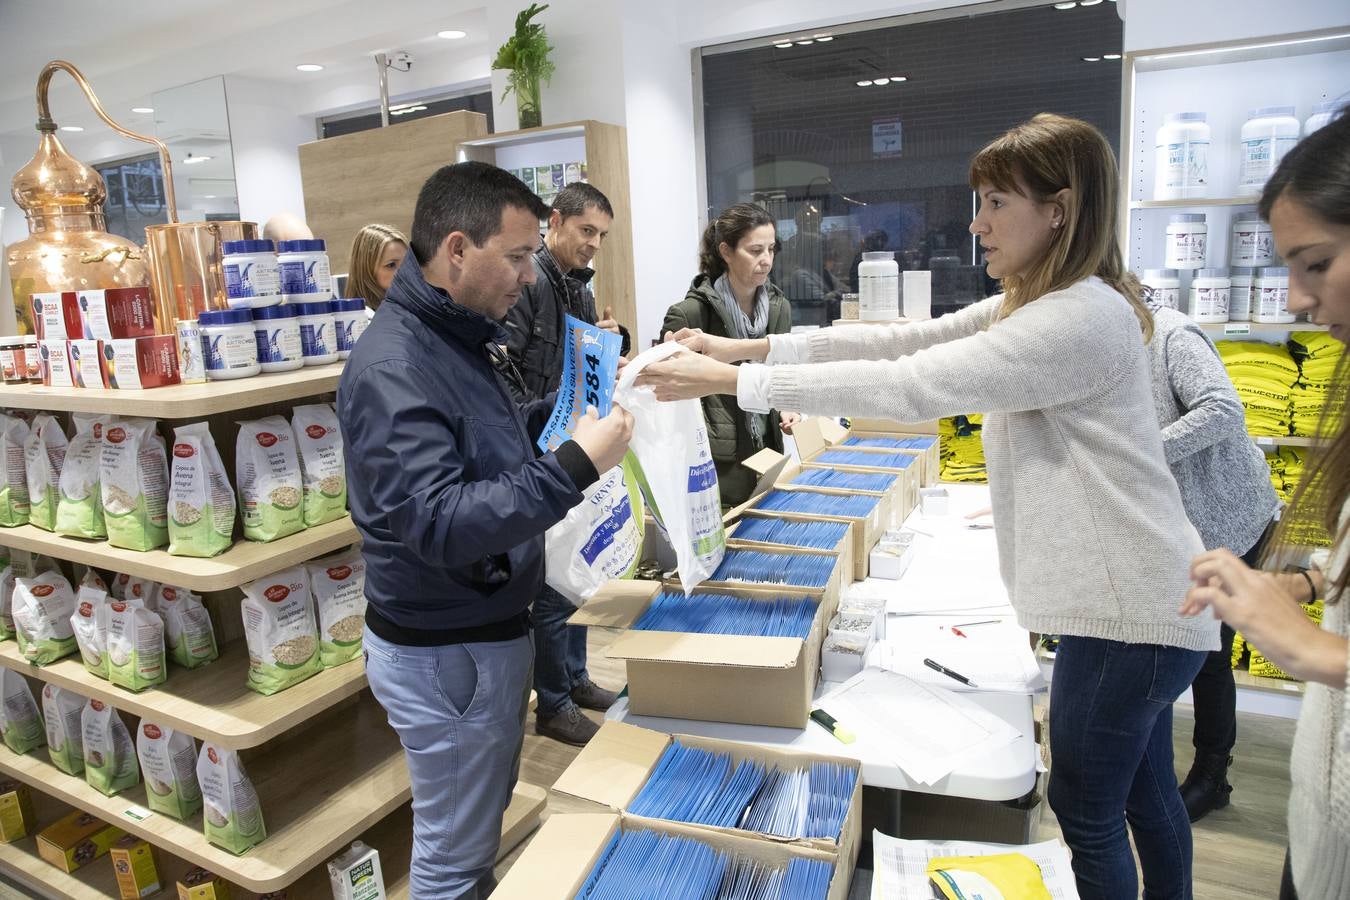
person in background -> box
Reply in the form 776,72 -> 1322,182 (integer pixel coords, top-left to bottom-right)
662,202 -> 798,509
1143,295 -> 1285,821
345,224 -> 408,312
504,181 -> 628,747
640,114 -> 1215,900
337,161 -> 632,899
1182,110 -> 1350,900
261,211 -> 313,244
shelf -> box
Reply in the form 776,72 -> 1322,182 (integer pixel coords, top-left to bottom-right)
1233,668 -> 1306,696
1129,197 -> 1258,209
1251,434 -> 1319,449
0,641 -> 368,750
0,693 -> 410,893
0,516 -> 359,592
0,363 -> 342,418
1197,321 -> 1327,336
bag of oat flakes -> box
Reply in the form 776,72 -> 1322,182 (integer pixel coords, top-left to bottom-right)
56,415 -> 108,539
1,555 -> 59,641
305,548 -> 366,668
106,599 -> 166,692
12,570 -> 78,665
69,585 -> 110,678
241,566 -> 320,694
236,416 -> 305,542
0,668 -> 44,755
42,683 -> 85,775
136,721 -> 202,819
291,404 -> 346,527
99,418 -> 169,551
0,413 -> 31,527
120,575 -> 159,611
155,584 -> 218,670
168,422 -> 235,558
81,698 -> 139,796
24,413 -> 68,532
197,742 -> 266,854
79,568 -> 109,593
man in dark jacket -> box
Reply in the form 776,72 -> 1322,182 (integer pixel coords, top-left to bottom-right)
504,182 -> 627,746
337,162 -> 632,899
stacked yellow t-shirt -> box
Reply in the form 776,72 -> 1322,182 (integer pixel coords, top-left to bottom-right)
938,414 -> 987,483
1216,340 -> 1299,436
1288,331 -> 1346,437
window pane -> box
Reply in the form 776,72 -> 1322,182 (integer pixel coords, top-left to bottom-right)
94,154 -> 170,243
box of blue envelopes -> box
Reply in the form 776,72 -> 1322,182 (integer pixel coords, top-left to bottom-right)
492,813 -> 852,900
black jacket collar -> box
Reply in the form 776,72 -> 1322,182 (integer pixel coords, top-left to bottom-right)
384,252 -> 508,349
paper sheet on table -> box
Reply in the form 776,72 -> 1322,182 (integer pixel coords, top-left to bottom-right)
870,831 -> 1080,900
876,627 -> 1045,694
815,668 -> 1022,785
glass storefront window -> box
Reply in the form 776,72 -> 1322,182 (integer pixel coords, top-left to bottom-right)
700,1 -> 1123,325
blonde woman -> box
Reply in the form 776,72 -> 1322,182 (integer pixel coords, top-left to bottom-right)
345,224 -> 408,310
639,114 -> 1213,900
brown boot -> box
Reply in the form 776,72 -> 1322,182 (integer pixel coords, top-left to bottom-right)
570,677 -> 619,711
535,706 -> 599,746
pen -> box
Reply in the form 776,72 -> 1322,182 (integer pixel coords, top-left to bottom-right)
810,708 -> 856,744
953,620 -> 999,628
924,657 -> 979,688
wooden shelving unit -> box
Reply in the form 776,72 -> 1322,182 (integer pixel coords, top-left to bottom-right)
0,363 -> 341,418
1251,434 -> 1318,449
0,642 -> 367,750
0,517 -> 359,593
1128,196 -> 1257,210
1198,321 -> 1328,336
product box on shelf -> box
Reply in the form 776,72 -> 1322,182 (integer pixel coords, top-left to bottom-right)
552,720 -> 863,856
102,335 -> 181,389
39,339 -> 75,387
109,833 -> 161,899
492,813 -> 850,900
77,288 -> 157,341
569,579 -> 836,728
31,291 -> 83,341
36,808 -> 125,872
0,779 -> 36,842
69,339 -> 109,389
176,867 -> 233,900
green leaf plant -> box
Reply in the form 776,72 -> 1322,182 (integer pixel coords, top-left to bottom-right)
491,3 -> 555,128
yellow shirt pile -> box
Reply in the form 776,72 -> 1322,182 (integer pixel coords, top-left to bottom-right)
1217,340 -> 1299,436
1288,331 -> 1346,437
939,414 -> 987,483
1271,447 -> 1333,547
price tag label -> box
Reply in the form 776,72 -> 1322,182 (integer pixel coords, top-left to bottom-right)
1224,323 -> 1252,336
122,804 -> 154,822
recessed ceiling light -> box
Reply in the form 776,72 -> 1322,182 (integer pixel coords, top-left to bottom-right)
182,154 -> 213,165
775,42 -> 793,49
437,29 -> 467,39
132,107 -> 153,114
1103,52 -> 1122,59
795,39 -> 814,45
203,195 -> 217,199
873,77 -> 891,85
856,80 -> 874,87
1054,1 -> 1077,8
814,35 -> 834,42
296,63 -> 324,72
891,76 -> 908,82
1081,56 -> 1101,62
1080,0 -> 1103,5
59,125 -> 83,132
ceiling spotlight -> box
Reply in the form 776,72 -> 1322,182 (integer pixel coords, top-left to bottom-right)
856,80 -> 874,87
296,63 -> 324,72
59,125 -> 84,132
815,35 -> 834,42
775,42 -> 793,49
891,76 -> 908,82
1103,52 -> 1122,59
1081,56 -> 1101,62
203,195 -> 217,199
132,107 -> 153,114
873,77 -> 891,85
1054,1 -> 1077,8
795,39 -> 814,45
182,154 -> 213,165
437,29 -> 467,39
1080,0 -> 1103,5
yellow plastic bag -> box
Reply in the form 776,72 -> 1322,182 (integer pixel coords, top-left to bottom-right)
927,852 -> 1052,900
1247,601 -> 1323,680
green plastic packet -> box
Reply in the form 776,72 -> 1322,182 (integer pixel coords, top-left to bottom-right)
236,416 -> 305,542
99,418 -> 169,551
12,570 -> 78,665
136,721 -> 202,820
106,601 -> 167,692
240,566 -> 321,694
292,403 -> 347,528
0,668 -> 45,755
81,698 -> 140,796
55,414 -> 108,539
168,422 -> 235,558
197,743 -> 267,854
41,684 -> 86,776
23,413 -> 67,532
157,585 -> 218,670
0,413 -> 32,526
305,548 -> 366,668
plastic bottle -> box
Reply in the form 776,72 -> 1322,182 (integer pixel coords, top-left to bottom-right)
1165,214 -> 1207,270
277,239 -> 332,301
221,239 -> 282,309
1305,100 -> 1340,136
296,300 -> 338,365
858,251 -> 899,321
331,298 -> 369,359
1188,268 -> 1229,324
1153,112 -> 1210,200
251,305 -> 304,373
1228,267 -> 1255,322
1229,212 -> 1274,268
1253,266 -> 1293,324
1141,268 -> 1181,311
198,308 -> 261,380
1238,107 -> 1301,196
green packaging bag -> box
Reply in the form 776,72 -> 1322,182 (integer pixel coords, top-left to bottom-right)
136,721 -> 202,819
240,566 -> 320,694
12,570 -> 78,665
197,742 -> 266,854
291,404 -> 347,528
0,413 -> 32,527
99,418 -> 169,551
168,422 -> 235,558
305,548 -> 366,668
41,684 -> 85,776
23,413 -> 67,532
105,601 -> 166,692
157,585 -> 218,670
70,585 -> 110,679
55,415 -> 108,540
81,698 -> 140,796
0,669 -> 44,755
236,416 -> 305,542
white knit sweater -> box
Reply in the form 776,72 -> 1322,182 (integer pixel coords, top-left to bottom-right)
1289,523 -> 1350,897
758,277 -> 1217,651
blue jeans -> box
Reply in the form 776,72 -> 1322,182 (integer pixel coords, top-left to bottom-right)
1048,635 -> 1207,900
363,627 -> 533,900
532,584 -> 588,718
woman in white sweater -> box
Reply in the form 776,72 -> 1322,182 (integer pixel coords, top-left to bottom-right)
1183,109 -> 1350,900
639,114 -> 1214,900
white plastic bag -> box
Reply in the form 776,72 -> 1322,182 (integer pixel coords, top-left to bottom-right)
24,412 -> 67,531
543,455 -> 644,606
613,343 -> 726,593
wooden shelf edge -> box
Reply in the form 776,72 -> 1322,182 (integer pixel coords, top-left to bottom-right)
0,695 -> 410,893
1129,197 -> 1259,209
0,642 -> 368,749
0,517 -> 360,592
1251,434 -> 1319,448
1233,668 -> 1306,696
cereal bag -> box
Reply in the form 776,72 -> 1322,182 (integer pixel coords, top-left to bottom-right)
81,699 -> 139,796
106,600 -> 166,692
42,684 -> 85,775
55,414 -> 107,539
291,404 -> 346,527
168,422 -> 235,558
0,668 -> 44,755
241,566 -> 320,694
236,416 -> 305,542
0,413 -> 31,526
136,721 -> 202,819
23,413 -> 67,532
12,570 -> 78,665
2,555 -> 58,641
99,418 -> 169,551
156,584 -> 217,670
197,742 -> 266,854
305,548 -> 366,668
69,585 -> 109,678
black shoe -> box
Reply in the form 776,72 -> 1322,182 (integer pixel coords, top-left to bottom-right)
535,706 -> 599,746
1180,752 -> 1233,822
570,677 -> 619,711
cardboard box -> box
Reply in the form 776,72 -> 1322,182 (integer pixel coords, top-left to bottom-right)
736,481 -> 892,581
77,288 -> 157,341
103,335 -> 181,389
177,867 -> 233,900
695,544 -> 846,613
570,580 -> 834,728
553,720 -> 864,855
795,419 -> 921,514
492,813 -> 852,900
110,833 -> 161,899
68,339 -> 109,389
31,291 -> 82,341
0,780 -> 36,842
822,416 -> 942,487
727,520 -> 856,588
36,809 -> 124,872
39,339 -> 75,387
726,443 -> 913,531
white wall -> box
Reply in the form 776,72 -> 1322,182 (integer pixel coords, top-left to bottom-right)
223,76 -> 314,229
1123,0 -> 1350,51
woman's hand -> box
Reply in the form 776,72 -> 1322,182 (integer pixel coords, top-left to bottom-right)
634,350 -> 739,401
779,412 -> 801,434
663,328 -> 768,364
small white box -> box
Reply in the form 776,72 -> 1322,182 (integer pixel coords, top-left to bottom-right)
920,486 -> 950,517
822,632 -> 872,683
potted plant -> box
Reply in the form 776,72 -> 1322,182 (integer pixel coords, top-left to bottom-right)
492,3 -> 554,130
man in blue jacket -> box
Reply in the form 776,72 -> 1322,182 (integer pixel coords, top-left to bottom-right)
337,161 -> 632,899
